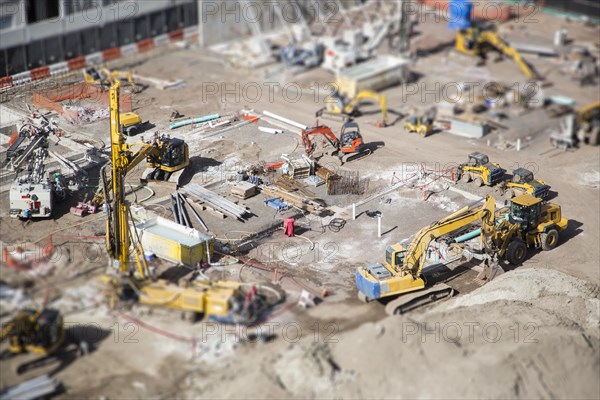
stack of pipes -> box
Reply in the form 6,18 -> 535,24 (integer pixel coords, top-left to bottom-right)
169,192 -> 209,232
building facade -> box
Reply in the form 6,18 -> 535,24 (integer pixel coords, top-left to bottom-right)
0,0 -> 198,78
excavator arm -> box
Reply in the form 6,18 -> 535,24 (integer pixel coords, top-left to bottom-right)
479,31 -> 538,80
404,195 -> 496,278
301,125 -> 340,155
345,90 -> 388,125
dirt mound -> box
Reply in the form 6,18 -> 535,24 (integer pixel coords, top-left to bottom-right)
181,268 -> 600,399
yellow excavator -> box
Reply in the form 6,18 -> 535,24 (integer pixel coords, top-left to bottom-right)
71,122 -> 190,216
98,81 -> 273,323
1,309 -> 64,356
84,66 -> 137,91
455,26 -> 540,80
356,193 -> 568,314
316,90 -> 388,127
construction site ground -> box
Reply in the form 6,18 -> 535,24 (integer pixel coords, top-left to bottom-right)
1,11 -> 599,399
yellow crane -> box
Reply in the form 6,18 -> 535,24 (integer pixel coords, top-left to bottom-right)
99,82 -> 272,323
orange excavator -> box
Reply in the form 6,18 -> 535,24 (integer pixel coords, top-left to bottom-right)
301,121 -> 371,165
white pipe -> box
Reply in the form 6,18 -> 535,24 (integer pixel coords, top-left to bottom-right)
258,126 -> 284,134
378,215 -> 382,238
262,111 -> 308,130
353,203 -> 356,220
205,239 -> 214,266
516,138 -> 521,151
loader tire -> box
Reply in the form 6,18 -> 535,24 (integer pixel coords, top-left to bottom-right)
461,172 -> 471,183
541,229 -> 559,251
506,240 -> 527,265
474,177 -> 484,187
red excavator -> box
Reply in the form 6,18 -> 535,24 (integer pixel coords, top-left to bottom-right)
301,121 -> 371,165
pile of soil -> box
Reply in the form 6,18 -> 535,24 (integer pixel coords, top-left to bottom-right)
178,267 -> 599,399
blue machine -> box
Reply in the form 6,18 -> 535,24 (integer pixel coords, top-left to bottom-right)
448,0 -> 473,30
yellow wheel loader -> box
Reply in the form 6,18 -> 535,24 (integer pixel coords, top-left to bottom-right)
457,152 -> 506,186
500,168 -> 550,199
403,107 -> 437,137
493,193 -> 568,264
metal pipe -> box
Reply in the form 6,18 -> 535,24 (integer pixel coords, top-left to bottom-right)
175,193 -> 189,227
180,193 -> 209,232
454,228 -> 481,243
169,113 -> 220,130
170,194 -> 180,224
205,239 -> 213,266
177,192 -> 192,228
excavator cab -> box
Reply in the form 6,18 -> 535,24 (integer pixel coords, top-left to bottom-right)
339,121 -> 364,152
159,138 -> 188,169
145,137 -> 189,172
385,243 -> 407,271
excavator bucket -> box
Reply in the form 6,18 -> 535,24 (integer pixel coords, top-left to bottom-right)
475,257 -> 505,284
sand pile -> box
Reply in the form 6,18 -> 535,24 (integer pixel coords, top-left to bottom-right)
181,267 -> 599,399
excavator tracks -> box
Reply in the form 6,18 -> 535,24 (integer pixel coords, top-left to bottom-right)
384,284 -> 454,315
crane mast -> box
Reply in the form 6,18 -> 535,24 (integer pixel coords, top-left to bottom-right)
107,81 -> 143,276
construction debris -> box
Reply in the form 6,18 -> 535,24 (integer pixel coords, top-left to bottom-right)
0,375 -> 61,400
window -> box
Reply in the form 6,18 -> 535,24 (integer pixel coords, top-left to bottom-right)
0,49 -> 7,77
6,46 -> 25,75
26,0 -> 59,23
80,27 -> 99,54
43,36 -> 63,64
134,15 -> 149,41
118,20 -> 134,46
64,31 -> 82,59
167,7 -> 179,32
150,11 -> 166,36
64,0 -> 100,15
27,40 -> 45,69
183,2 -> 198,27
0,15 -> 12,30
99,21 -> 118,50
